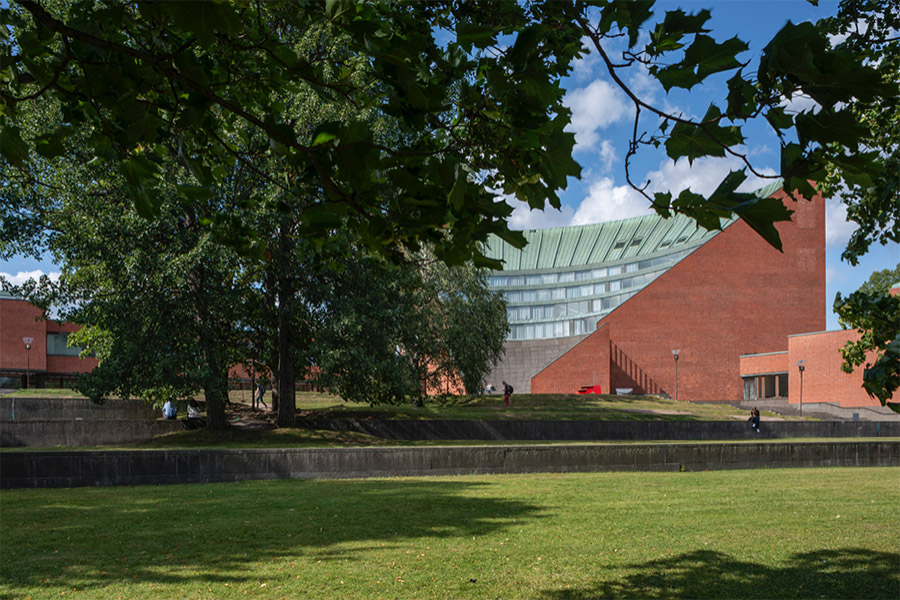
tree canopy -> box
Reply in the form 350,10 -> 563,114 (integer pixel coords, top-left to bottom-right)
2,0 -> 898,407
3,1 -> 894,264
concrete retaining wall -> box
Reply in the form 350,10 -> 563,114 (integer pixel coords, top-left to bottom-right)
0,397 -> 182,447
2,441 -> 897,489
0,419 -> 183,448
302,418 -> 900,440
0,397 -> 159,421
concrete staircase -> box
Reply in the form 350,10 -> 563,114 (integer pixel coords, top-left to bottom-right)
732,398 -> 900,422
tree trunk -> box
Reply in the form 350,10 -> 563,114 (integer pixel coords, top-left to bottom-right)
205,384 -> 229,430
276,220 -> 296,428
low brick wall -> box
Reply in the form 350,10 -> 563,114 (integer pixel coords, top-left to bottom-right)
2,441 -> 898,489
302,418 -> 900,440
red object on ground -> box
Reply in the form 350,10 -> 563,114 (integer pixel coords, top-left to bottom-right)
577,385 -> 603,394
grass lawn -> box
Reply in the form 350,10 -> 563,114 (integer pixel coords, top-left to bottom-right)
1,467 -> 896,599
5,388 -> 803,422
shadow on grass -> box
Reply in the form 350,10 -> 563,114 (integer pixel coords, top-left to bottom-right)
0,478 -> 543,598
537,548 -> 899,600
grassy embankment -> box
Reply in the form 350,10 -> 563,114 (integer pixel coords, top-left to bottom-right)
3,389 -> 821,450
1,467 -> 896,600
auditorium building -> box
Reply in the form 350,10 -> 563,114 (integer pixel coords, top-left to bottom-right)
483,181 -> 830,404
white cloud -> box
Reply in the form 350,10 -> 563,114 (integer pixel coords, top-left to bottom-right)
563,79 -> 630,151
571,39 -> 601,82
0,270 -> 60,286
824,195 -> 855,248
507,197 -> 575,231
566,156 -> 780,227
645,155 -> 777,197
571,177 -> 650,225
596,139 -> 618,173
780,93 -> 821,115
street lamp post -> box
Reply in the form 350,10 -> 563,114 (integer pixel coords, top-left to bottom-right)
22,337 -> 33,389
796,359 -> 806,417
672,349 -> 681,401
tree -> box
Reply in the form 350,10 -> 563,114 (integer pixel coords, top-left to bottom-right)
3,1 -> 897,403
819,0 -> 900,265
436,260 -> 508,395
43,172 -> 245,429
312,251 -> 508,405
4,1 -> 892,263
834,263 -> 900,411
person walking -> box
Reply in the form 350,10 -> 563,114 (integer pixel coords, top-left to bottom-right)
256,383 -> 269,410
749,406 -> 760,432
502,381 -> 513,408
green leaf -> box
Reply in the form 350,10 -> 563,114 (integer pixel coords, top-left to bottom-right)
765,106 -> 794,131
794,108 -> 867,148
0,123 -> 29,167
312,132 -> 338,147
457,23 -> 497,50
177,185 -> 215,202
685,35 -> 748,80
656,65 -> 700,92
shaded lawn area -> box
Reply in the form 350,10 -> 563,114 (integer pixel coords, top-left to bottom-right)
5,389 -> 792,422
1,468 -> 896,600
290,391 -> 781,422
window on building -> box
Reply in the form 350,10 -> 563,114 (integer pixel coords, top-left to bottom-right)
625,262 -> 638,273
613,240 -> 626,249
559,271 -> 575,283
608,265 -> 622,276
630,238 -> 642,247
46,333 -> 84,357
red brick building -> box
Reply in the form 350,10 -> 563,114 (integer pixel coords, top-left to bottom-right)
740,285 -> 900,409
0,291 -> 98,388
486,183 -> 837,403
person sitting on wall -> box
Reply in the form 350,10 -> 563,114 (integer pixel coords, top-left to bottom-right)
184,398 -> 206,430
748,407 -> 760,433
162,399 -> 177,420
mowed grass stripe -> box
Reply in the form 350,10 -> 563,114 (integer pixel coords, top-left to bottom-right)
1,467 -> 896,599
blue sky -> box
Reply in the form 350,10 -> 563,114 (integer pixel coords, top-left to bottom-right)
1,1 -> 896,330
504,0 -> 898,330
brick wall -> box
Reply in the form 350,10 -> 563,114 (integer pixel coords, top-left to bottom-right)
740,352 -> 789,376
0,298 -> 47,372
1,297 -> 98,382
788,330 -> 877,408
531,324 -> 610,394
533,190 -> 826,402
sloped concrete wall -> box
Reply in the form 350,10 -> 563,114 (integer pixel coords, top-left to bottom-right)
302,419 -> 900,441
2,441 -> 897,489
